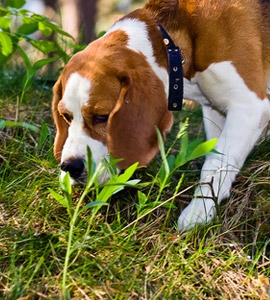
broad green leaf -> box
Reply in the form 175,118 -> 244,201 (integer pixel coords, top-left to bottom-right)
97,31 -> 106,38
31,14 -> 73,38
186,139 -> 203,156
187,138 -> 218,161
167,155 -> 175,172
17,22 -> 38,35
60,172 -> 72,195
48,188 -> 69,209
96,163 -> 139,202
6,0 -> 26,9
44,21 -> 73,38
0,32 -> 12,56
96,184 -> 121,203
32,57 -> 58,72
0,17 -> 11,29
116,162 -> 138,183
137,191 -> 147,206
30,39 -> 56,54
38,21 -> 52,36
125,179 -> 140,186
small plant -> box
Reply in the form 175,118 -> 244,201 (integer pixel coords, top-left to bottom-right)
157,119 -> 217,188
134,119 -> 217,222
49,147 -> 140,299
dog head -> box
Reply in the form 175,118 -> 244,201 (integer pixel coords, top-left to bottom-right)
52,18 -> 173,183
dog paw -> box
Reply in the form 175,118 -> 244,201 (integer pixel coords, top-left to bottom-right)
177,198 -> 216,231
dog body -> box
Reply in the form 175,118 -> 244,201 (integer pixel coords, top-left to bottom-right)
52,0 -> 270,230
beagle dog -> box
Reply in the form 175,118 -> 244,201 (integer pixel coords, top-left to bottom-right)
52,0 -> 270,231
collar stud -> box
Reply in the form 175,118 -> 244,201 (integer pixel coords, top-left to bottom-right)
163,38 -> 170,46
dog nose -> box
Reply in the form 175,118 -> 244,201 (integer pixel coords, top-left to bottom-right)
60,159 -> 85,179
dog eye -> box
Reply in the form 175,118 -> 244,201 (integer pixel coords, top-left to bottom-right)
93,114 -> 109,125
62,113 -> 73,124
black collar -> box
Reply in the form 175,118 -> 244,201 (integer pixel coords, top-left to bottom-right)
159,25 -> 184,111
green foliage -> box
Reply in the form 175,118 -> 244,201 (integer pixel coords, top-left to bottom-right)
49,147 -> 140,298
157,119 -> 217,188
0,118 -> 39,131
0,0 -> 73,130
0,9 -> 269,296
1,81 -> 270,298
0,0 -> 72,65
47,123 -> 219,298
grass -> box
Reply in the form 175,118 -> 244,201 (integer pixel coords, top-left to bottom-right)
0,64 -> 270,300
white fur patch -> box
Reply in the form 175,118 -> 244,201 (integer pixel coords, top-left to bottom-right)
183,77 -> 209,106
63,73 -> 91,115
60,72 -> 110,182
107,18 -> 169,97
178,62 -> 270,230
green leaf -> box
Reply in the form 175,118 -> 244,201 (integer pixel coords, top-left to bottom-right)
38,21 -> 52,36
187,138 -> 218,161
38,122 -> 51,150
83,201 -> 109,209
96,163 -> 139,202
60,172 -> 72,195
125,179 -> 140,186
167,155 -> 175,172
116,162 -> 138,183
63,175 -> 72,196
86,146 -> 93,183
48,188 -> 69,209
6,0 -> 26,9
156,127 -> 170,176
102,154 -> 123,177
0,119 -> 39,132
175,130 -> 189,167
30,14 -> 73,38
97,31 -> 106,38
17,22 -> 38,35
0,32 -> 13,56
0,17 -> 12,29
137,191 -> 147,206
30,39 -> 56,54
17,45 -> 31,70
32,57 -> 58,72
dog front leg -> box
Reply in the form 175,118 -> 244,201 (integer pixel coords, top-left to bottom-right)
178,62 -> 270,231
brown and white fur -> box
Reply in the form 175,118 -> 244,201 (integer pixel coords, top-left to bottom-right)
52,0 -> 270,230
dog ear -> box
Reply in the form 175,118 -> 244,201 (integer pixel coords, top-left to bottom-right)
107,74 -> 173,169
52,76 -> 68,162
